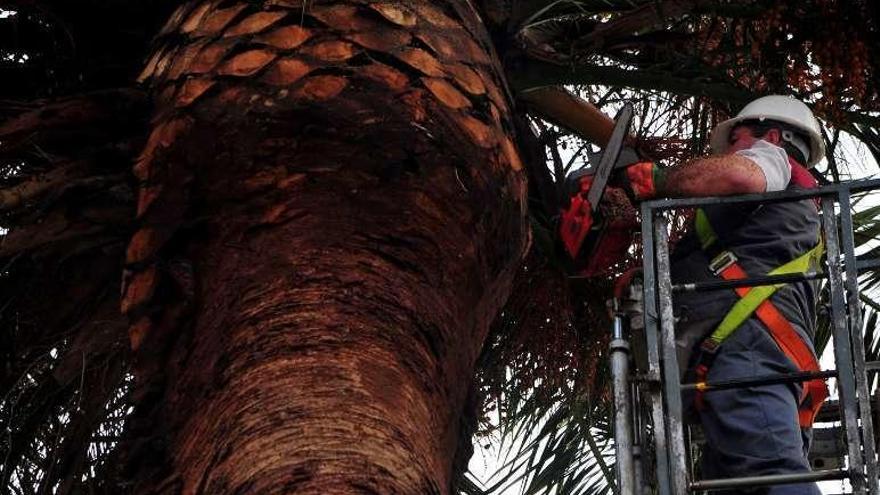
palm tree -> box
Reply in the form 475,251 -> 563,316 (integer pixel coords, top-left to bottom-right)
1,1 -> 879,493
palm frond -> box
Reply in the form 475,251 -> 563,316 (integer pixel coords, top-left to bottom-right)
470,396 -> 616,495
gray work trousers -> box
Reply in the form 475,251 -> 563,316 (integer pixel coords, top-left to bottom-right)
689,318 -> 821,495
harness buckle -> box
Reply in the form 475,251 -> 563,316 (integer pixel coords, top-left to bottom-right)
709,250 -> 738,276
700,338 -> 719,355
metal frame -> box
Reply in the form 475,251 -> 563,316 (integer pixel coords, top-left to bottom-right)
611,307 -> 637,494
839,191 -> 880,494
640,206 -> 672,495
628,178 -> 880,494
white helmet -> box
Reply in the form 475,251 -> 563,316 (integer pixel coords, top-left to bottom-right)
709,95 -> 826,167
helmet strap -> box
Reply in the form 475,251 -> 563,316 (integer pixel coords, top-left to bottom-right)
781,130 -> 810,165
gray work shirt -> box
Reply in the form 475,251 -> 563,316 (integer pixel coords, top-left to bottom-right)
669,183 -> 822,374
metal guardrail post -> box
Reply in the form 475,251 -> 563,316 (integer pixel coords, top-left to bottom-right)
681,370 -> 838,392
838,190 -> 880,495
690,468 -> 849,491
611,312 -> 636,495
654,215 -> 688,495
822,197 -> 867,494
640,204 -> 671,495
631,383 -> 646,495
640,179 -> 880,211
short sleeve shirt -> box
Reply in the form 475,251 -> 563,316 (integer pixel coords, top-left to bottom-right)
734,139 -> 791,192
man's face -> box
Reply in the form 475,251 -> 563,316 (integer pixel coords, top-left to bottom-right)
727,126 -> 759,154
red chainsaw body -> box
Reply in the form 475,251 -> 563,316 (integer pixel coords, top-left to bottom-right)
560,177 -> 638,277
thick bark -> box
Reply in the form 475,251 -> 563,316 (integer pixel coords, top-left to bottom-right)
122,1 -> 529,493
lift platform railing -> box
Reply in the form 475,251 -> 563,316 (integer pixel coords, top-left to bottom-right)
622,178 -> 880,495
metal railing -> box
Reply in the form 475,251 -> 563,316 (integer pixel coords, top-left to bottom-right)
622,178 -> 880,494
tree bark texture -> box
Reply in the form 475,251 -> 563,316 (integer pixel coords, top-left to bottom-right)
122,1 -> 529,493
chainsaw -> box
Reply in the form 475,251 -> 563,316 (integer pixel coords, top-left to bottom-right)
519,87 -> 642,277
559,104 -> 640,277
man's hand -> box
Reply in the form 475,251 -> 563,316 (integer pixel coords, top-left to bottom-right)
613,161 -> 665,201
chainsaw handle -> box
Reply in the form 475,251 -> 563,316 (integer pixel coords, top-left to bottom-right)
518,86 -> 618,146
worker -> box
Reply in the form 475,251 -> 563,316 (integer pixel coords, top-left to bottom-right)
613,95 -> 827,494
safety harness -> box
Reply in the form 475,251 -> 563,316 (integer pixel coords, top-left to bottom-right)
692,162 -> 828,428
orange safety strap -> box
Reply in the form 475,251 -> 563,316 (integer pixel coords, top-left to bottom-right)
715,261 -> 828,427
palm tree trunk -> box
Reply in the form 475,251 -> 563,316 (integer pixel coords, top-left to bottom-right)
122,1 -> 528,493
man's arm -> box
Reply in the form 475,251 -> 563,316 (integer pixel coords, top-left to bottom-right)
617,140 -> 790,201
659,154 -> 767,197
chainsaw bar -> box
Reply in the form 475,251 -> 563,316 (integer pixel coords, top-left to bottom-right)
585,104 -> 634,211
